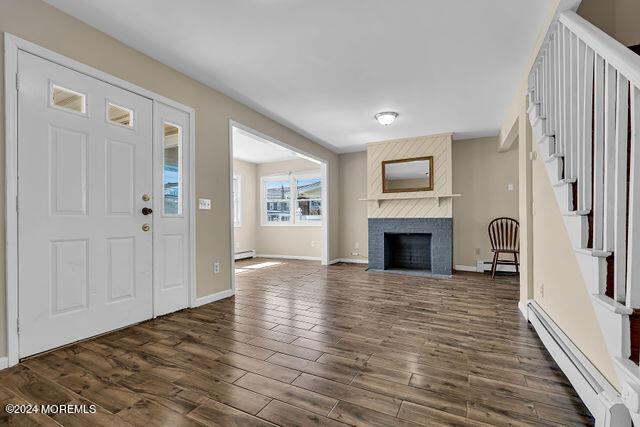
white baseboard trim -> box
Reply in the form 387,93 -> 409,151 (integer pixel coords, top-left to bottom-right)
518,300 -> 529,320
234,250 -> 255,260
0,357 -> 7,370
329,258 -> 369,265
454,265 -> 479,272
255,254 -> 321,261
193,289 -> 235,307
527,301 -> 630,426
454,263 -> 518,273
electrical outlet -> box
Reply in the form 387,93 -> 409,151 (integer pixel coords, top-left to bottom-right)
507,183 -> 514,191
213,262 -> 220,274
310,241 -> 315,247
475,248 -> 480,255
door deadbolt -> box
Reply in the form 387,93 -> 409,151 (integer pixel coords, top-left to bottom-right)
142,223 -> 150,232
142,207 -> 153,215
142,194 -> 151,202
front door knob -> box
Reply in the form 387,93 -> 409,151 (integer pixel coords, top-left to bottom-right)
142,207 -> 153,215
142,223 -> 150,232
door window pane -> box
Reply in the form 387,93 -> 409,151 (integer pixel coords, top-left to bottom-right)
51,84 -> 86,114
163,122 -> 182,215
296,177 -> 322,222
107,102 -> 134,127
264,179 -> 291,223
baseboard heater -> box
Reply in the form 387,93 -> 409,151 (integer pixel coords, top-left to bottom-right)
525,301 -> 630,426
234,250 -> 255,260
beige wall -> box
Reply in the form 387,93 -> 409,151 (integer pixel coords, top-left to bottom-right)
337,139 -> 519,267
579,0 -> 640,46
0,0 -> 339,356
452,137 -> 519,268
367,134 -> 453,218
531,144 -> 618,387
233,159 -> 257,253
338,152 -> 368,261
254,158 -> 322,258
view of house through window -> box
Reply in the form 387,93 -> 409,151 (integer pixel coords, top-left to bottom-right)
264,177 -> 291,223
263,173 -> 321,225
296,176 -> 322,222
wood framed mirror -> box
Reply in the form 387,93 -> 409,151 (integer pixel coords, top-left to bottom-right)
382,156 -> 433,193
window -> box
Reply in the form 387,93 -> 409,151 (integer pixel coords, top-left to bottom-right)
163,122 -> 182,215
51,84 -> 86,114
262,172 -> 322,225
233,175 -> 241,227
107,102 -> 134,127
296,176 -> 322,223
264,177 -> 291,223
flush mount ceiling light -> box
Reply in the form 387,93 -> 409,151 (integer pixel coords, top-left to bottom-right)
375,111 -> 398,126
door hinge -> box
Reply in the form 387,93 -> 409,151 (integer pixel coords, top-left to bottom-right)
15,73 -> 20,92
17,318 -> 20,334
16,195 -> 19,213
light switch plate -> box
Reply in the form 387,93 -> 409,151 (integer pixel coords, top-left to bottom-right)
199,198 -> 211,210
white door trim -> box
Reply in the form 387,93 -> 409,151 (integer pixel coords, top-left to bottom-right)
229,120 -> 330,268
4,33 -> 197,367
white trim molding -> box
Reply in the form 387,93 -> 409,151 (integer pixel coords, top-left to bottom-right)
454,264 -> 518,273
256,254 -> 321,262
234,250 -> 256,260
0,357 -> 8,370
193,289 -> 235,308
526,301 -> 631,426
229,121 -> 330,266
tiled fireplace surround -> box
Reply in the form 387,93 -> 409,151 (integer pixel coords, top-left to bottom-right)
368,218 -> 453,276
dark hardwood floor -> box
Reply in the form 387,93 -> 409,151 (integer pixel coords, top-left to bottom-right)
0,258 -> 593,426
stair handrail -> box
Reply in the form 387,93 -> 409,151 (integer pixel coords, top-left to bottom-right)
558,10 -> 640,87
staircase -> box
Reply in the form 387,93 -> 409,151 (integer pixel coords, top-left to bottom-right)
527,9 -> 640,423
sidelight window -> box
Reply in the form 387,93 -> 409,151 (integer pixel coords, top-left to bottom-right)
163,122 -> 182,215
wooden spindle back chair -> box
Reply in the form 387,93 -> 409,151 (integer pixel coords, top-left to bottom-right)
487,217 -> 520,279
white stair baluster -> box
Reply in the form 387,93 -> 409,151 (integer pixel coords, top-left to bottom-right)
576,39 -> 586,213
603,65 -> 617,253
627,85 -> 640,308
613,73 -> 629,303
593,54 -> 606,251
582,47 -> 595,215
569,33 -> 579,181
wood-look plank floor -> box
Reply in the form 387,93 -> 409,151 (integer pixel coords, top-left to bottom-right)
0,258 -> 594,426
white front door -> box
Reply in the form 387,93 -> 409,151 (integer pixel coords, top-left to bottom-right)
17,51 -> 154,357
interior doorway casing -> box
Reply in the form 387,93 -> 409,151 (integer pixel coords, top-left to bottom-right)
228,120 -> 330,289
4,34 -> 197,367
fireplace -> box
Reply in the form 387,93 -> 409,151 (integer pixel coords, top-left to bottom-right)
384,233 -> 431,271
368,218 -> 452,276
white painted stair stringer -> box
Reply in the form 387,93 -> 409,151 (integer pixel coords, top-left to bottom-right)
529,105 -> 632,379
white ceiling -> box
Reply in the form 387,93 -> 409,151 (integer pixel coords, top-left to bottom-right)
232,127 -> 299,164
45,0 -> 552,152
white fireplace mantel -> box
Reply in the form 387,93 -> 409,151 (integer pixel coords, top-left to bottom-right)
358,194 -> 461,208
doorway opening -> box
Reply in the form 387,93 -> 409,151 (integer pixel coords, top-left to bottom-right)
229,122 -> 328,283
